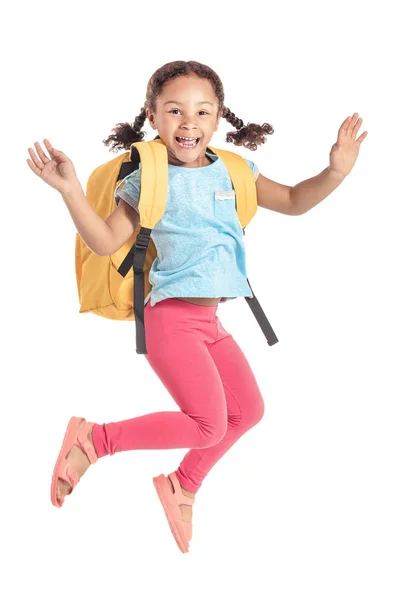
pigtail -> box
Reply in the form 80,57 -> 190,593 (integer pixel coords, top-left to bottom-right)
223,106 -> 274,151
103,106 -> 148,152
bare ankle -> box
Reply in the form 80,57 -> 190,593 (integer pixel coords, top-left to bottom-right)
181,487 -> 195,498
88,426 -> 98,458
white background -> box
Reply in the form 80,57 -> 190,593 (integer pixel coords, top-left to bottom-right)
2,0 -> 399,598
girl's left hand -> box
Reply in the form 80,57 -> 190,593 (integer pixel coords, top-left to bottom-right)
329,113 -> 368,178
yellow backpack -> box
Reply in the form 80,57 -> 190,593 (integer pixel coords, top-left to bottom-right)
75,137 -> 278,354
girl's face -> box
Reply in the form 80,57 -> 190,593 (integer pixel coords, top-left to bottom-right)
146,75 -> 221,168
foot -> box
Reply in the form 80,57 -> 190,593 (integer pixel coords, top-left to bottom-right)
166,476 -> 195,524
56,422 -> 97,504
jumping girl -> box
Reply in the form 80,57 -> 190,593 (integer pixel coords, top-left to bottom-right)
26,60 -> 367,553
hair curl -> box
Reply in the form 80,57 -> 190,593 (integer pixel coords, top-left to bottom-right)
103,60 -> 274,153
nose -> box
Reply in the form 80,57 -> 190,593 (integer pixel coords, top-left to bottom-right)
179,116 -> 199,130
181,123 -> 198,130
179,125 -> 199,135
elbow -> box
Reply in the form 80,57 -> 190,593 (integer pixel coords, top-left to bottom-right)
79,225 -> 117,256
83,243 -> 109,257
92,244 -> 113,257
96,244 -> 115,257
288,193 -> 305,216
287,203 -> 302,216
97,224 -> 119,256
290,206 -> 306,216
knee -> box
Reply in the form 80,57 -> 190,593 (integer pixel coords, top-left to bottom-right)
256,396 -> 266,423
246,396 -> 266,428
197,418 -> 228,448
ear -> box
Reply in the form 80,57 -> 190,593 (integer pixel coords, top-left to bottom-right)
146,108 -> 156,130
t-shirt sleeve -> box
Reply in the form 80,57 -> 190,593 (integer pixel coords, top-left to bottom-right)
114,167 -> 141,213
244,158 -> 260,181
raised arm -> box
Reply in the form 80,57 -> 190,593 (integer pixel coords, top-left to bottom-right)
62,186 -> 139,256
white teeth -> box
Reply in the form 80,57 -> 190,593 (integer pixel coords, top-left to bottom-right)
176,135 -> 198,148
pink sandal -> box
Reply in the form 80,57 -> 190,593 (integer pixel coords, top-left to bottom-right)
51,417 -> 98,508
153,471 -> 195,553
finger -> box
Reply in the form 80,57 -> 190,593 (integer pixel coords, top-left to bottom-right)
343,112 -> 357,136
355,130 -> 368,145
348,112 -> 359,135
339,115 -> 351,134
34,141 -> 50,164
26,158 -> 42,176
43,138 -> 58,157
28,146 -> 44,170
339,115 -> 353,140
352,117 -> 363,139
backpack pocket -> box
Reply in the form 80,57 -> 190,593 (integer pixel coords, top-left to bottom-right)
214,190 -> 236,221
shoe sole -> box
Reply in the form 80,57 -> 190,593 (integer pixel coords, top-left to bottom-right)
51,416 -> 82,508
153,474 -> 189,553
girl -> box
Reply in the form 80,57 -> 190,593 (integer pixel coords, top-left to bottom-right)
27,60 -> 367,553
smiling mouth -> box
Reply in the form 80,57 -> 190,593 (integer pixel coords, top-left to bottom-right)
175,137 -> 200,149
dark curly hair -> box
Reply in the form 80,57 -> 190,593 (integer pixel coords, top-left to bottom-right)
103,60 -> 274,153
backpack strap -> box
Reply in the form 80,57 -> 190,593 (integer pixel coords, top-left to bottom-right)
207,146 -> 257,228
128,139 -> 169,353
208,147 -> 279,347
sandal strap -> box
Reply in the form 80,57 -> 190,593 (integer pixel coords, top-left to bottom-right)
76,421 -> 98,464
59,462 -> 80,489
168,472 -> 195,507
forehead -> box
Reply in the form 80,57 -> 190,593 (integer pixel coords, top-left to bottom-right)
159,75 -> 216,101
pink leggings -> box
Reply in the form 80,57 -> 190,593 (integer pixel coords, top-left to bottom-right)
91,298 -> 266,494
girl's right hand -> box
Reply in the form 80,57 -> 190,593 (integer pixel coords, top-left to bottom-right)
27,139 -> 81,196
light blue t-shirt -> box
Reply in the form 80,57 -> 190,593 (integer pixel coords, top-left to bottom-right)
114,149 -> 259,307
